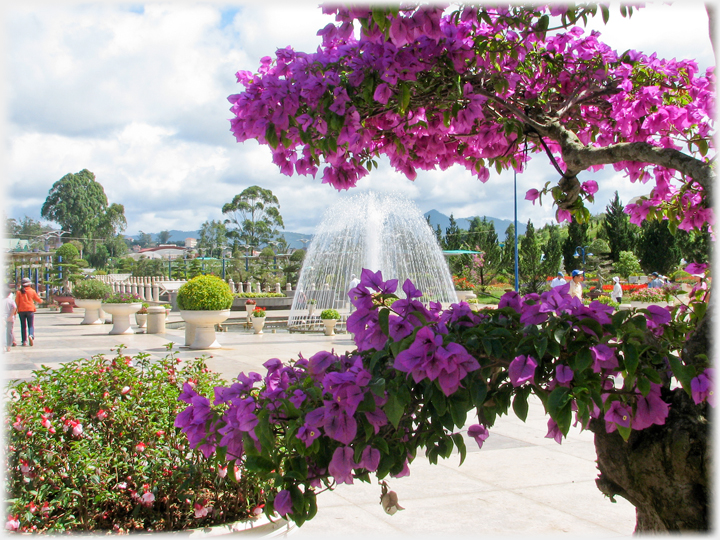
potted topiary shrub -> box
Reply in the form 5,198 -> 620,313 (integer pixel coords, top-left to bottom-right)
251,307 -> 267,334
72,279 -> 112,325
4,346 -> 291,535
101,292 -> 143,335
320,308 -> 340,336
177,275 -> 233,349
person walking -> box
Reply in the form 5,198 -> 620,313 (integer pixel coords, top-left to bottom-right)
648,272 -> 663,288
550,272 -> 566,288
612,276 -> 623,304
569,269 -> 584,300
4,283 -> 17,352
15,277 -> 42,346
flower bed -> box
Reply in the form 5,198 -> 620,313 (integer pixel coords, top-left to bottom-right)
601,283 -> 647,292
4,348 -> 272,533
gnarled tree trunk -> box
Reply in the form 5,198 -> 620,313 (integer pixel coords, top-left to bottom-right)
590,305 -> 712,532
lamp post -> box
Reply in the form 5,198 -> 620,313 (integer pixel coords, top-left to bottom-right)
573,246 -> 592,272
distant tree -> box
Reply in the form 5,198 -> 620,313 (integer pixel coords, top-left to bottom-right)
283,249 -> 305,287
443,214 -> 463,251
518,220 -> 544,293
677,228 -> 712,265
614,251 -> 643,280
198,220 -> 228,258
603,192 -> 637,262
540,224 -> 563,278
636,220 -> 681,275
133,257 -> 165,277
41,169 -> 126,242
434,224 -> 443,245
222,186 -> 285,250
562,217 -> 590,274
85,244 -> 109,269
104,235 -> 129,259
137,232 -> 153,249
466,217 -> 503,288
157,230 -> 172,244
500,222 -> 516,279
49,243 -> 87,291
5,216 -> 53,238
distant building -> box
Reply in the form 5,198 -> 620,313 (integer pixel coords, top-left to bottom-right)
128,245 -> 190,261
185,237 -> 197,248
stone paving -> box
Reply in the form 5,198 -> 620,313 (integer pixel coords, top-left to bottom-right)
3,308 -> 636,537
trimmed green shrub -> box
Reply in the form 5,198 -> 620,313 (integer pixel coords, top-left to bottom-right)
320,309 -> 340,320
234,292 -> 285,298
178,275 -> 233,311
72,279 -> 113,300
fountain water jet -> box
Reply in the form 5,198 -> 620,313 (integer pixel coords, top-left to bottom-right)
288,192 -> 457,332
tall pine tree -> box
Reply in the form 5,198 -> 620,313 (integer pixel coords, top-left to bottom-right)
636,220 -> 681,275
562,217 -> 590,274
603,191 -> 637,262
540,224 -> 563,277
519,220 -> 543,293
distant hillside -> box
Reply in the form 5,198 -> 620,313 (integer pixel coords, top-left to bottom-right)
424,210 -> 526,237
126,230 -> 313,250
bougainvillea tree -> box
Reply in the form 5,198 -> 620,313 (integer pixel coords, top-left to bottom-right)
182,3 -> 714,533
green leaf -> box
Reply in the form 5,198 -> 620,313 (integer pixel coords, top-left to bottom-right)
571,347 -> 593,372
265,123 -> 279,149
547,387 -> 572,435
470,378 -> 488,407
369,377 -> 386,398
623,343 -> 639,375
601,5 -> 610,24
384,393 -> 404,429
378,308 -> 390,337
636,375 -> 650,397
244,455 -> 275,473
512,389 -> 529,422
290,485 -> 305,514
668,355 -> 693,394
451,432 -> 467,466
432,388 -> 447,415
400,83 -> 411,113
534,336 -> 548,360
449,396 -> 468,428
616,425 -> 632,441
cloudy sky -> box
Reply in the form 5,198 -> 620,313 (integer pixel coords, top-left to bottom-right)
2,1 -> 715,237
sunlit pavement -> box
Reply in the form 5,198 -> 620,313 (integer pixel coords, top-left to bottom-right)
3,309 -> 635,538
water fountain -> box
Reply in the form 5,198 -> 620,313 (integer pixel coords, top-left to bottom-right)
288,192 -> 458,332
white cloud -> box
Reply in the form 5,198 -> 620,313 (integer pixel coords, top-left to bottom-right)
3,1 -> 714,238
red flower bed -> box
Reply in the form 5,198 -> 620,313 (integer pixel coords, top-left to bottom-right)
601,283 -> 647,292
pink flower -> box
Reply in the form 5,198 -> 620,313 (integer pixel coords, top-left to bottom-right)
525,188 -> 541,204
72,423 -> 83,437
234,465 -> 242,481
556,209 -> 572,223
217,465 -> 228,478
135,442 -> 146,452
194,502 -> 212,518
121,386 -> 131,395
141,486 -> 155,507
508,355 -> 538,387
97,410 -> 108,420
5,515 -> 19,531
581,180 -> 598,195
41,415 -> 52,429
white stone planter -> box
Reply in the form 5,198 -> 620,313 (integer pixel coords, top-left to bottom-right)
455,290 -> 477,302
135,312 -> 148,328
252,316 -> 266,334
181,310 -> 231,349
74,299 -> 104,325
179,514 -> 294,538
308,304 -> 316,317
101,302 -> 143,335
321,319 -> 338,336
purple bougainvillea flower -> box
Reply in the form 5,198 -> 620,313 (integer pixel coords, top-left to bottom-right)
358,446 -> 381,471
525,188 -> 541,204
359,268 -> 397,294
590,344 -> 619,373
685,262 -> 708,275
328,446 -> 355,484
555,365 -> 574,385
604,401 -> 632,433
467,424 -> 489,449
390,459 -> 410,478
308,350 -> 339,378
645,305 -> 672,330
178,382 -> 199,404
498,290 -> 522,312
373,83 -> 393,104
323,401 -> 357,445
296,424 -> 322,448
402,278 -> 422,299
691,368 -> 714,407
581,180 -> 599,195
273,490 -> 292,516
289,389 -> 307,408
519,303 -> 548,325
508,355 -> 538,387
388,314 -> 415,341
365,408 -> 388,434
545,418 -> 563,444
633,384 -> 669,430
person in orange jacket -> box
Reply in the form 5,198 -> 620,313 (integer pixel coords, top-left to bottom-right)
15,277 -> 42,346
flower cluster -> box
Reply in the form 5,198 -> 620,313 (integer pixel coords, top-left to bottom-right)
103,292 -> 141,304
174,265 -> 711,527
228,4 -> 714,230
452,275 -> 475,291
5,347 -> 272,533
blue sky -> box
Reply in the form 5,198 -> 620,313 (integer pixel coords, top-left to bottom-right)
2,1 -> 715,236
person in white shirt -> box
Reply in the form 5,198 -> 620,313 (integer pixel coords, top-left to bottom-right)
550,272 -> 566,288
569,270 -> 584,299
612,276 -> 623,303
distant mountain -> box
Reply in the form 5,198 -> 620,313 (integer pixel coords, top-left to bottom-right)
125,230 -> 313,250
424,210 -> 526,237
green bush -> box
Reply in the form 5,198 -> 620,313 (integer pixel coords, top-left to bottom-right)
4,348 -> 272,532
320,309 -> 340,320
583,295 -> 620,309
103,292 -> 141,304
177,275 -> 233,311
234,292 -> 285,298
72,279 -> 113,300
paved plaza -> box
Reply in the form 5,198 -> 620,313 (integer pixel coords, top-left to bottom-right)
4,308 -> 636,538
